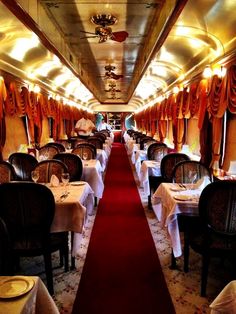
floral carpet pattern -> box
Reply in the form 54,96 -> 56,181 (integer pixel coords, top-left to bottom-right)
20,150 -> 232,314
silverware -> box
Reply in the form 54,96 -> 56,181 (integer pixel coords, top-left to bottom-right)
60,192 -> 69,201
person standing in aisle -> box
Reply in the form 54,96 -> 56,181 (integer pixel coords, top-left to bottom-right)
97,118 -> 112,131
75,114 -> 95,139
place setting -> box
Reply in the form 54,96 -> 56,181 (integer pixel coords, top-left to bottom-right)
0,276 -> 35,299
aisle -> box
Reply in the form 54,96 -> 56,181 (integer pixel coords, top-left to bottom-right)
72,143 -> 175,314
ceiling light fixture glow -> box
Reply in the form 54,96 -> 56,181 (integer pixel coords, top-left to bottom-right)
203,65 -> 212,78
9,34 -> 39,61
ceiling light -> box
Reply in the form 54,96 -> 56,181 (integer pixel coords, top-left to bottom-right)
9,34 -> 39,61
203,65 -> 212,78
33,85 -> 40,93
173,86 -> 179,94
219,66 -> 227,77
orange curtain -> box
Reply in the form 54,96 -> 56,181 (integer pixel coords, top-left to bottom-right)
227,64 -> 236,114
207,74 -> 227,167
21,87 -> 35,144
158,99 -> 167,142
150,104 -> 158,136
0,78 -> 7,160
4,82 -> 21,116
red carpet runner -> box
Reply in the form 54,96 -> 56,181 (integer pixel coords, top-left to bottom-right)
72,143 -> 175,314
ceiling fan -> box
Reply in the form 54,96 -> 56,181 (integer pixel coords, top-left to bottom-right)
105,88 -> 121,92
105,81 -> 121,93
103,65 -> 123,80
80,14 -> 129,43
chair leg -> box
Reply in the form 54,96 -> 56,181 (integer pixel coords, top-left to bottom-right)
201,253 -> 210,297
44,251 -> 54,295
170,249 -> 177,269
148,194 -> 152,210
64,239 -> 69,272
70,231 -> 75,270
183,231 -> 190,272
59,249 -> 64,267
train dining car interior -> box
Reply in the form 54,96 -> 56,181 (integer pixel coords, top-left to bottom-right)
0,1 -> 236,313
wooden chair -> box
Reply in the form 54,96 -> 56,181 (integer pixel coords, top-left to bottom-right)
8,152 -> 38,181
72,143 -> 97,159
99,130 -> 110,137
87,136 -> 104,149
135,133 -> 146,144
0,182 -> 69,295
171,160 -> 212,270
44,142 -> 66,152
147,143 -> 168,208
93,132 -> 106,143
139,136 -> 154,150
147,142 -> 168,161
0,217 -> 11,275
171,160 -> 212,184
33,159 -> 68,183
53,153 -> 83,182
0,161 -> 16,183
185,181 -> 236,296
38,145 -> 59,160
160,153 -> 190,183
132,132 -> 143,141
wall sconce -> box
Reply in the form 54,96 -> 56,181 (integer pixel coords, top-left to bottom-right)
203,65 -> 212,78
204,64 -> 227,79
33,85 -> 40,93
173,86 -> 179,94
219,65 -> 227,77
213,65 -> 227,78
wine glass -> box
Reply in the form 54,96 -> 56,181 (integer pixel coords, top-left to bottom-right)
31,170 -> 39,183
61,172 -> 70,194
66,142 -> 72,150
188,170 -> 197,189
82,152 -> 88,161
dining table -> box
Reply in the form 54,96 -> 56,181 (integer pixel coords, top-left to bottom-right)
48,181 -> 94,257
151,182 -> 201,258
103,143 -> 111,157
96,148 -> 108,171
0,276 -> 59,314
139,160 -> 161,195
81,159 -> 104,199
209,280 -> 236,314
131,149 -> 147,178
125,138 -> 140,156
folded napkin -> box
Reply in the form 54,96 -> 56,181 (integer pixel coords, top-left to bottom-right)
194,176 -> 211,191
50,174 -> 60,187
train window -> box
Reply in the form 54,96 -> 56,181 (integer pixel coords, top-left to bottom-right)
48,117 -> 53,138
186,118 -> 200,156
222,112 -> 236,172
166,122 -> 174,147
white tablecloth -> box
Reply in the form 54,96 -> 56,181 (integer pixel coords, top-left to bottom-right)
210,281 -> 236,313
96,148 -> 108,171
105,138 -> 113,147
139,160 -> 161,195
49,182 -> 94,256
103,143 -> 111,157
123,132 -> 130,143
131,149 -> 147,178
0,276 -> 59,314
81,159 -> 104,198
125,139 -> 139,155
152,183 -> 200,257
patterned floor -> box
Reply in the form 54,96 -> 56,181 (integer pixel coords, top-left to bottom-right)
20,150 -> 232,313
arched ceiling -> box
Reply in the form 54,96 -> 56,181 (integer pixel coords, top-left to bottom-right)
0,0 -> 236,112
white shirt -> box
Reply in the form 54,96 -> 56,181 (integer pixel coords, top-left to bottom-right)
75,118 -> 95,136
97,122 -> 112,131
